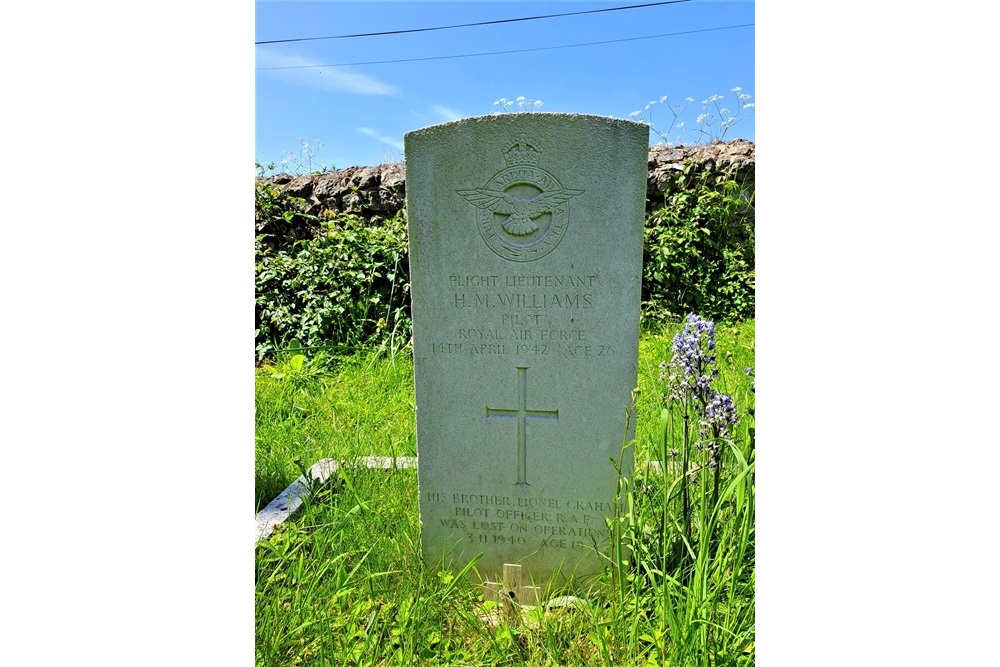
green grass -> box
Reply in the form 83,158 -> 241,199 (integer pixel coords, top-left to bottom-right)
256,320 -> 754,666
256,351 -> 416,510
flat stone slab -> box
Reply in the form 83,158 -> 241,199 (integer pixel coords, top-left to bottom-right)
255,456 -> 417,541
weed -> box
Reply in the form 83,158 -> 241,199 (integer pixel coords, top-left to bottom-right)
630,87 -> 754,148
492,96 -> 544,114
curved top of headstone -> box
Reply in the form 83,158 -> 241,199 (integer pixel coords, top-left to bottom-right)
404,112 -> 646,140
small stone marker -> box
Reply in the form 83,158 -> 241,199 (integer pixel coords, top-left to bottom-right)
404,113 -> 647,590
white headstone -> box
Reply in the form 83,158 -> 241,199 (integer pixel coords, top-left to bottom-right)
404,113 -> 647,589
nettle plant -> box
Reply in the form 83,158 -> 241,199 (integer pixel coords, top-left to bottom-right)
630,87 -> 755,147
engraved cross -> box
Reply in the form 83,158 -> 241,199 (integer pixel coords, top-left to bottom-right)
486,366 -> 558,486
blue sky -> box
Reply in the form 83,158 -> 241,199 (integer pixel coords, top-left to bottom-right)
255,0 -> 754,171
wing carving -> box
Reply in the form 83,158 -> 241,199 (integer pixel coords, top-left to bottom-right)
457,187 -> 584,236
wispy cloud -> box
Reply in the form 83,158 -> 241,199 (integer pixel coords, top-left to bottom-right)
431,105 -> 463,122
357,127 -> 404,151
256,49 -> 398,96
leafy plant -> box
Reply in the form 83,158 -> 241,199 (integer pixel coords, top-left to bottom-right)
261,339 -> 334,390
255,210 -> 412,362
254,182 -> 322,255
642,163 -> 755,326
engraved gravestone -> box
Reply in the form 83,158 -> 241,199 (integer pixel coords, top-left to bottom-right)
404,113 -> 647,590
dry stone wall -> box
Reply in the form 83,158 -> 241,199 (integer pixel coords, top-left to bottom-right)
255,138 -> 754,221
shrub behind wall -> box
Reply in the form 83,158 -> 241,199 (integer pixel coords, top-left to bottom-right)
255,209 -> 411,361
641,164 -> 755,326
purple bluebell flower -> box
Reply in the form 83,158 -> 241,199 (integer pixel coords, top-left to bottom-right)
705,391 -> 737,431
668,313 -> 719,403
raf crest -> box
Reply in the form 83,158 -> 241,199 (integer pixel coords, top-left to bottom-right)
457,139 -> 584,262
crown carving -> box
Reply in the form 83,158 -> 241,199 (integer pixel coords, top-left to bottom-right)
503,140 -> 541,167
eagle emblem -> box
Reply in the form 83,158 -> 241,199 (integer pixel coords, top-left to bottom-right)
456,138 -> 585,262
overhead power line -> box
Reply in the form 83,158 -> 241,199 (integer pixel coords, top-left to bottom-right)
255,0 -> 691,45
255,23 -> 753,71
